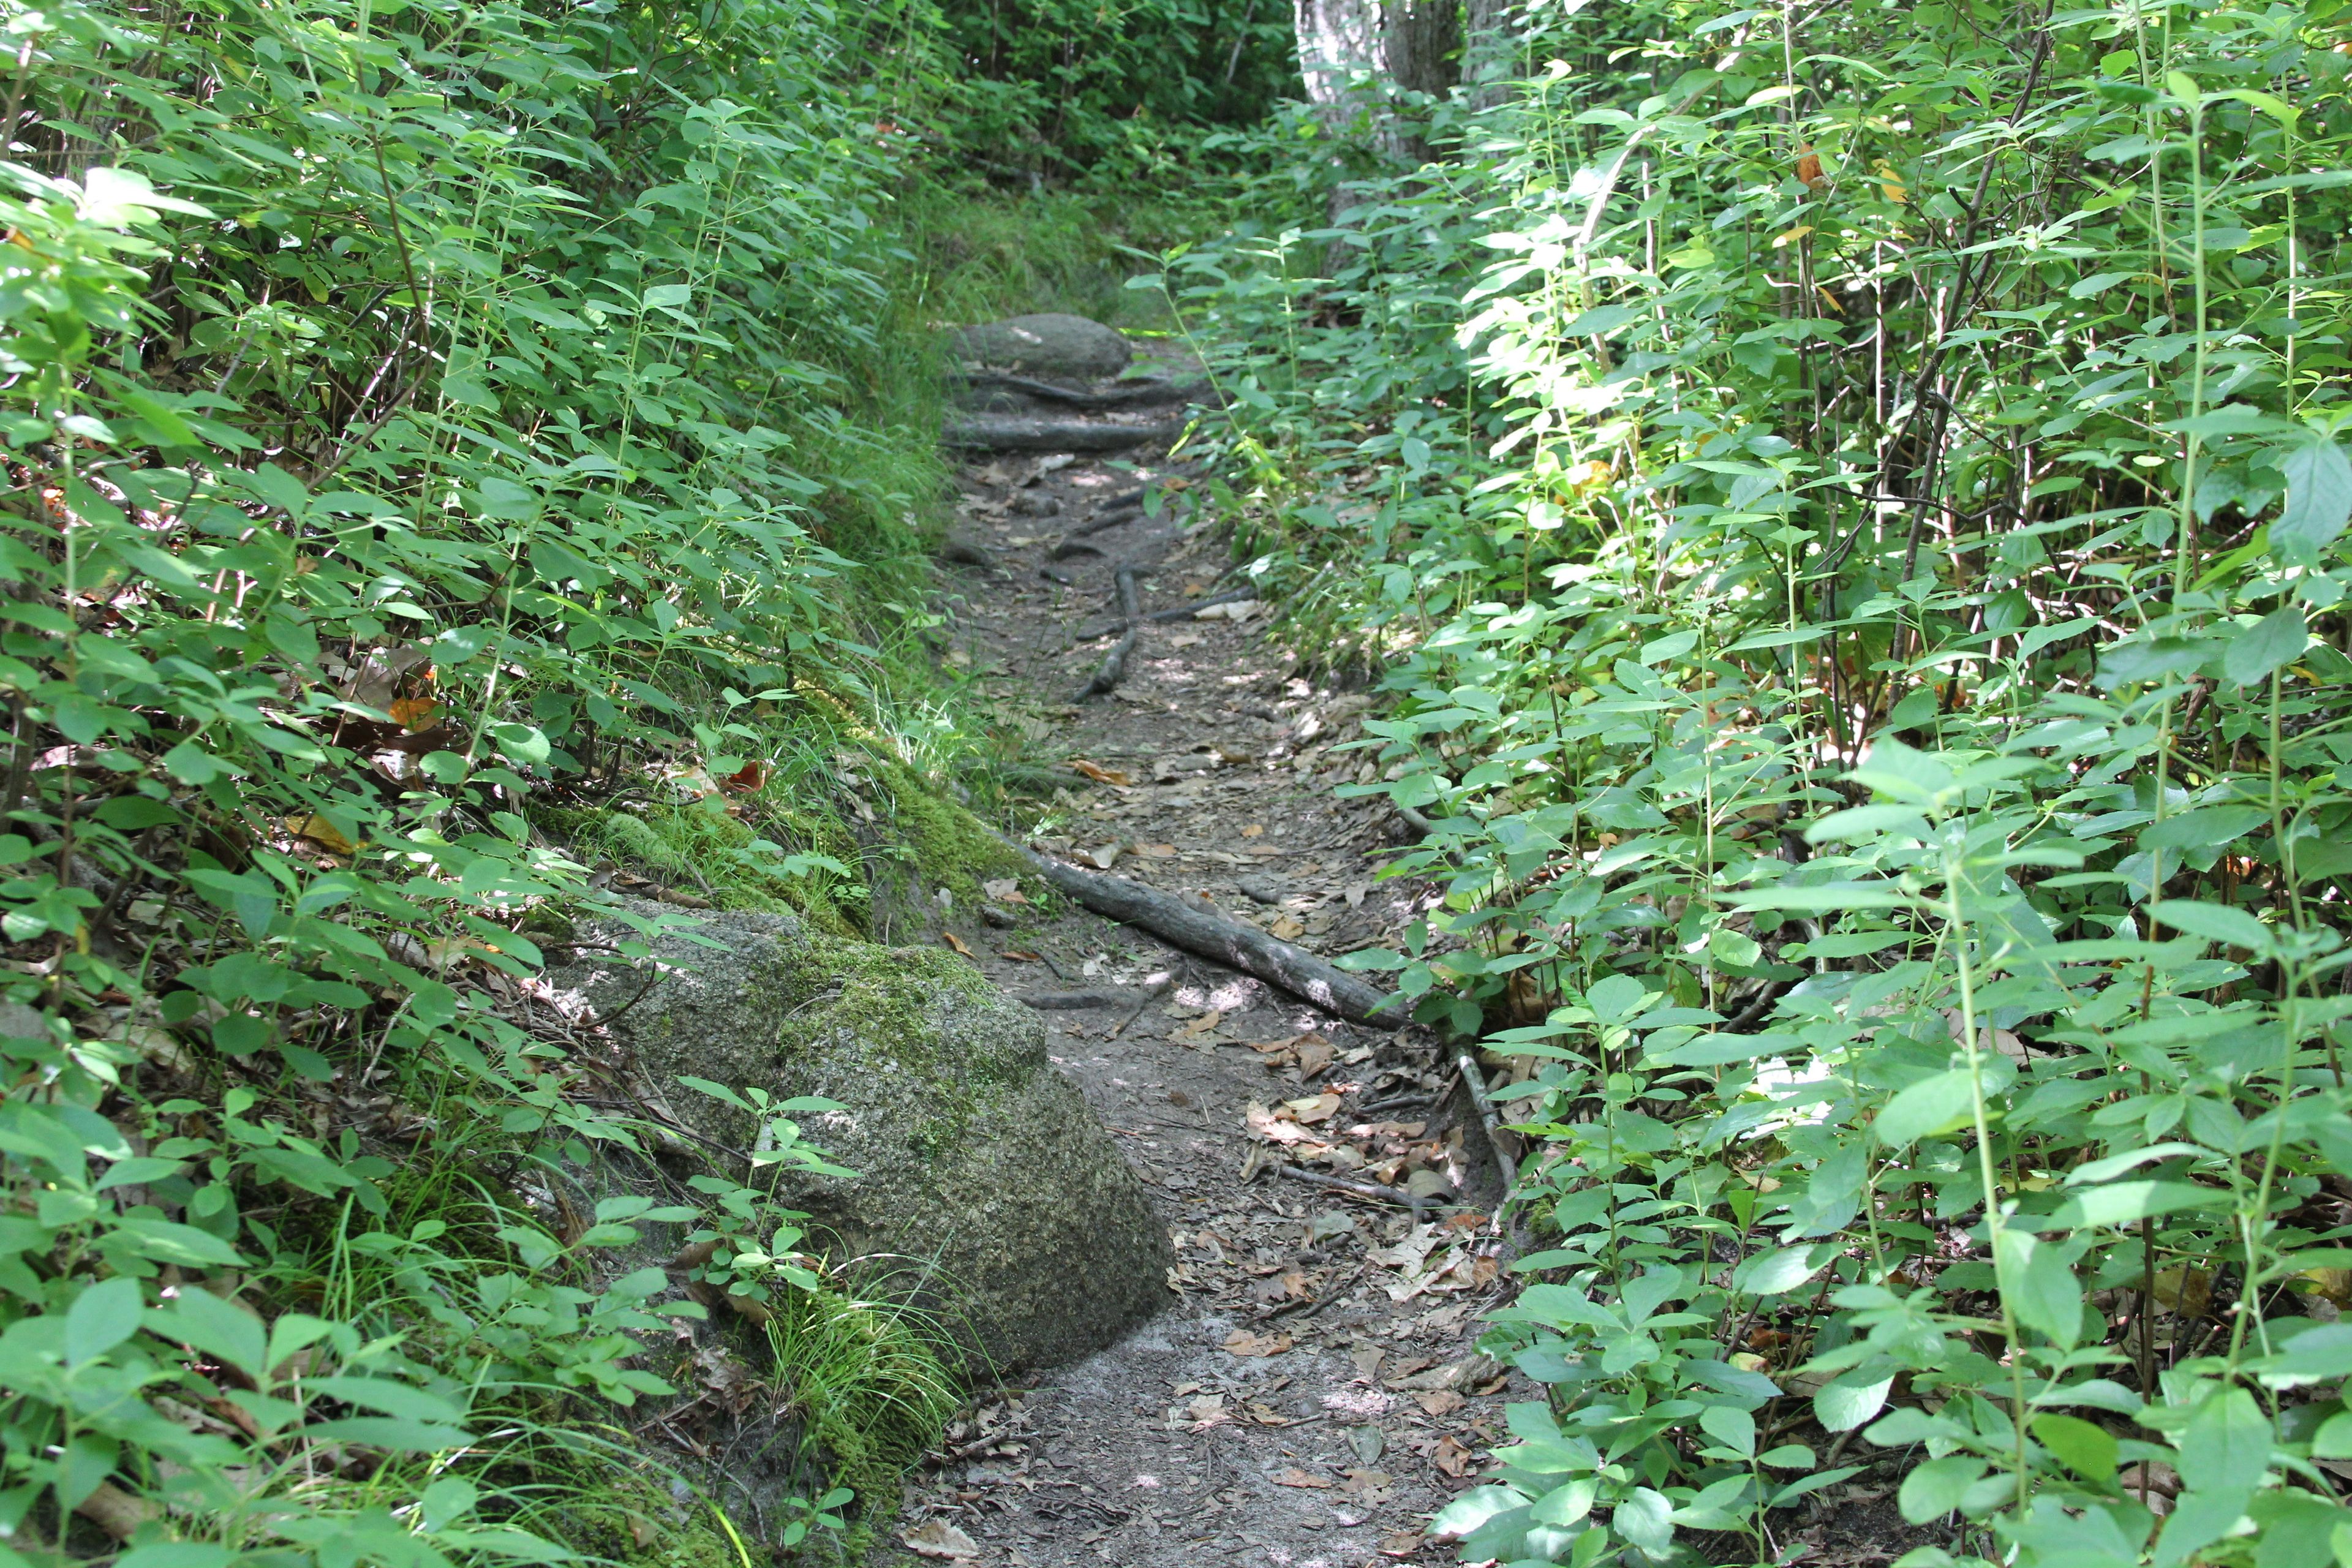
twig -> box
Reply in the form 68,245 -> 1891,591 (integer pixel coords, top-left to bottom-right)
1272,1163 -> 1433,1218
1071,565 -> 1142,701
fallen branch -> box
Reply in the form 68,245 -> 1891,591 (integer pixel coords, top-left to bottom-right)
943,415 -> 1182,453
1014,846 -> 1404,1027
1273,1163 -> 1433,1217
1018,989 -> 1137,1009
1073,589 -> 1259,642
1071,565 -> 1142,702
1062,503 -> 1141,540
1455,1050 -> 1517,1186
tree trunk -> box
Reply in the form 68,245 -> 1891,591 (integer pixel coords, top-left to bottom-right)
1460,0 -> 1513,107
1382,0 -> 1460,100
1292,0 -> 1384,122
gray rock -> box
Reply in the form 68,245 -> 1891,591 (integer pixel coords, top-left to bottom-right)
951,313 -> 1132,387
548,903 -> 1171,1373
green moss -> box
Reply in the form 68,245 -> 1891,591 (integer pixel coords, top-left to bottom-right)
559,1467 -> 747,1568
868,760 -> 1034,907
538,801 -> 866,938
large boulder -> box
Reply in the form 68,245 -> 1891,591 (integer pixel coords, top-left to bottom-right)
546,905 -> 1171,1372
950,312 -> 1131,386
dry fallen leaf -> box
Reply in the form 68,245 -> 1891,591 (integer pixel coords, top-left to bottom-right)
1379,1530 -> 1424,1557
1069,758 -> 1134,788
1415,1389 -> 1466,1418
1001,949 -> 1042,962
1273,1468 -> 1331,1490
388,695 -> 438,730
1223,1329 -> 1292,1358
1432,1434 -> 1477,1478
902,1520 -> 979,1560
284,814 -> 358,856
1240,823 -> 1264,837
1175,1009 -> 1224,1041
1133,842 -> 1177,858
1188,1393 -> 1230,1428
1270,914 -> 1305,939
941,932 -> 975,957
982,876 -> 1028,903
1082,842 -> 1123,870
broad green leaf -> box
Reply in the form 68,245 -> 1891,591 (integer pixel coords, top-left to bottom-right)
1815,1371 -> 1894,1433
2272,440 -> 2352,565
2222,606 -> 2307,687
2176,1385 -> 2271,1498
2032,1414 -> 2117,1482
1874,1069 -> 1975,1147
64,1276 -> 144,1367
1998,1230 -> 2083,1349
1899,1455 -> 1989,1523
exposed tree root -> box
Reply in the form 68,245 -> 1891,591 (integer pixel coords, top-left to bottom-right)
943,416 -> 1183,452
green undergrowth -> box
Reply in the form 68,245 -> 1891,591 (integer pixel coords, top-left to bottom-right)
1159,4 -> 2352,1568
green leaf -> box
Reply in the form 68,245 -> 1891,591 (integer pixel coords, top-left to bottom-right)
2176,1385 -> 2271,1498
1998,1229 -> 2083,1349
1613,1486 -> 1675,1558
1815,1371 -> 1894,1433
1899,1456 -> 1988,1523
2032,1414 -> 2117,1482
1700,1403 -> 1755,1457
2272,440 -> 2352,565
1849,737 -> 1955,804
304,1416 -> 476,1451
1874,1069 -> 1975,1148
64,1276 -> 145,1367
2047,1180 -> 2232,1229
2222,606 -> 2308,687
1734,1246 -> 1824,1296
2149,899 -> 2271,952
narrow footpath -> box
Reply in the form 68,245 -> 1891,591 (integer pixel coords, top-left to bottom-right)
884,388 -> 1521,1568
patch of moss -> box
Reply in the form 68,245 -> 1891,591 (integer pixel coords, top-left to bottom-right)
562,1468 -> 747,1568
773,935 -> 1031,1159
537,801 -> 866,938
867,759 -> 1036,908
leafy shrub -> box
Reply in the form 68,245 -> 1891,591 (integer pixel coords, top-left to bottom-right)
1164,1 -> 2352,1564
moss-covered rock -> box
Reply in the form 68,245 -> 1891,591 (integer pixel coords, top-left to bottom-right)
548,902 -> 1170,1373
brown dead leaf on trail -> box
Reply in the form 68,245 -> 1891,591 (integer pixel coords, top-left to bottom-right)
1415,1389 -> 1466,1419
1131,842 -> 1177,858
1284,1092 -> 1344,1124
1241,823 -> 1264,837
1000,949 -> 1042,962
1080,842 -> 1123,870
1270,915 -> 1306,939
1246,1402 -> 1290,1425
941,932 -> 975,957
1187,1393 -> 1231,1429
1069,758 -> 1134,788
902,1520 -> 979,1560
1379,1530 -> 1424,1557
1174,1009 -> 1224,1042
1433,1434 -> 1477,1479
982,876 -> 1028,904
1294,1036 -> 1335,1078
1273,1468 -> 1331,1490
1223,1329 -> 1292,1357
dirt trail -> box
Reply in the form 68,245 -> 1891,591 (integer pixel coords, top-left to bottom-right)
883,417 -> 1521,1567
